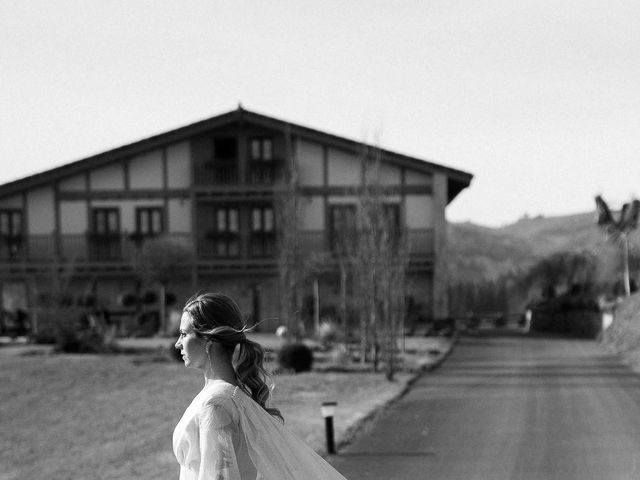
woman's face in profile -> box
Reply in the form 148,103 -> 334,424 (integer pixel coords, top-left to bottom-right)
175,312 -> 206,370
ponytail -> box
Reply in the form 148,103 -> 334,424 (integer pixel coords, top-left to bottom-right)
183,292 -> 283,421
235,338 -> 283,422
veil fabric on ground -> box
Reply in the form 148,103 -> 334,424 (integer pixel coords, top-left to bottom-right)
173,380 -> 348,480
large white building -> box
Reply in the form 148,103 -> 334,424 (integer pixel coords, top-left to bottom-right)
0,107 -> 472,332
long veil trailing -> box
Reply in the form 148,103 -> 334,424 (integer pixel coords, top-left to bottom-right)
234,388 -> 347,480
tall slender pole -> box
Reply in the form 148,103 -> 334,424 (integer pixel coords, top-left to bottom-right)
623,233 -> 631,296
313,277 -> 320,335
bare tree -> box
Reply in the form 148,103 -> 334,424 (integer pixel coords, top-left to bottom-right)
595,195 -> 640,296
131,236 -> 193,333
349,147 -> 410,379
275,129 -> 305,340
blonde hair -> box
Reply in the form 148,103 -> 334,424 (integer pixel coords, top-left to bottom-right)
183,292 -> 283,421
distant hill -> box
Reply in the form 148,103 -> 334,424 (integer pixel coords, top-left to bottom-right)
447,212 -> 626,284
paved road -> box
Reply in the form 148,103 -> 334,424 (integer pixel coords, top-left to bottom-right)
330,332 -> 640,480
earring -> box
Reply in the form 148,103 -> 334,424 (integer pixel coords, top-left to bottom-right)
205,340 -> 212,362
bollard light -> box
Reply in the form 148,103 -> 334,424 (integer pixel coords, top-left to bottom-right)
321,401 -> 338,454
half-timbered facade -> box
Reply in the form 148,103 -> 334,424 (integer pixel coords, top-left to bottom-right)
0,107 -> 472,332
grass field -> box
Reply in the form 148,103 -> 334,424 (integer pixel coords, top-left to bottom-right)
0,337 -> 449,480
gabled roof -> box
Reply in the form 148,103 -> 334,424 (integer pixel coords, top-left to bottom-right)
0,106 -> 473,202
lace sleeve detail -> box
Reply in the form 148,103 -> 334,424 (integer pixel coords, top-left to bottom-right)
197,400 -> 242,480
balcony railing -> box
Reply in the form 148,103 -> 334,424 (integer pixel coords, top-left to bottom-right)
194,161 -> 239,185
298,229 -> 434,257
0,229 -> 434,264
0,233 -> 193,263
247,160 -> 284,186
193,159 -> 284,186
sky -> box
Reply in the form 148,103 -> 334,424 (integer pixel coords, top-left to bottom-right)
2,0 -> 640,227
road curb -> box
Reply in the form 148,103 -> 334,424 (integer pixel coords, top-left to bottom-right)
332,335 -> 457,455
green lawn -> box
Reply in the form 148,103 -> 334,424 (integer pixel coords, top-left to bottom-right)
0,337 -> 448,480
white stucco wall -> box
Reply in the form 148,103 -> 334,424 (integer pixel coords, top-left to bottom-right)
90,163 -> 125,190
300,196 -> 324,230
328,148 -> 360,186
59,174 -> 87,191
27,187 -> 55,234
168,198 -> 191,233
296,140 -> 324,186
167,142 -> 191,188
405,195 -> 435,228
59,201 -> 88,234
377,162 -> 401,185
129,149 -> 163,189
405,169 -> 433,186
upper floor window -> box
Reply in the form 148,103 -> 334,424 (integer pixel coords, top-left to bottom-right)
213,137 -> 237,161
216,207 -> 239,234
383,204 -> 402,245
250,137 -> 273,161
90,208 -> 121,260
0,210 -> 23,237
0,209 -> 24,260
329,205 -> 357,254
251,206 -> 274,233
136,207 -> 164,236
92,208 -> 120,236
250,206 -> 275,257
209,207 -> 240,257
329,204 -> 402,253
383,204 -> 401,231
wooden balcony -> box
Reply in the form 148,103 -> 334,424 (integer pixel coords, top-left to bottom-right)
0,229 -> 434,271
198,232 -> 276,259
194,161 -> 239,185
246,160 -> 284,186
298,229 -> 434,257
193,159 -> 284,186
0,233 -> 193,264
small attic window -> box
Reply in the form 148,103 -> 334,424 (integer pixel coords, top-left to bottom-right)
214,137 -> 237,161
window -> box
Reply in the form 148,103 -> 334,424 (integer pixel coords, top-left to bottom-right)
329,205 -> 357,253
92,208 -> 120,235
251,206 -> 274,233
0,210 -> 23,237
90,208 -> 121,260
0,210 -> 23,260
329,204 -> 401,253
214,137 -> 237,160
383,204 -> 401,231
210,207 -> 240,257
248,137 -> 276,184
206,137 -> 239,184
249,137 -> 273,161
136,207 -> 164,236
383,204 -> 402,246
216,207 -> 239,233
250,206 -> 275,257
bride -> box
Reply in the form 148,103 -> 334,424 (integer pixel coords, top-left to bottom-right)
173,292 -> 348,480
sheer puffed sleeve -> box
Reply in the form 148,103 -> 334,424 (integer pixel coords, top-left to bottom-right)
197,400 -> 242,480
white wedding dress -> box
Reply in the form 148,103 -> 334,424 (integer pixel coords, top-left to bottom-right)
173,379 -> 348,480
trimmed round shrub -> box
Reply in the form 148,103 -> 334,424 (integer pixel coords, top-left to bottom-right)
118,293 -> 138,307
277,342 -> 313,373
165,292 -> 177,306
142,291 -> 158,304
54,310 -> 114,353
76,294 -> 96,308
